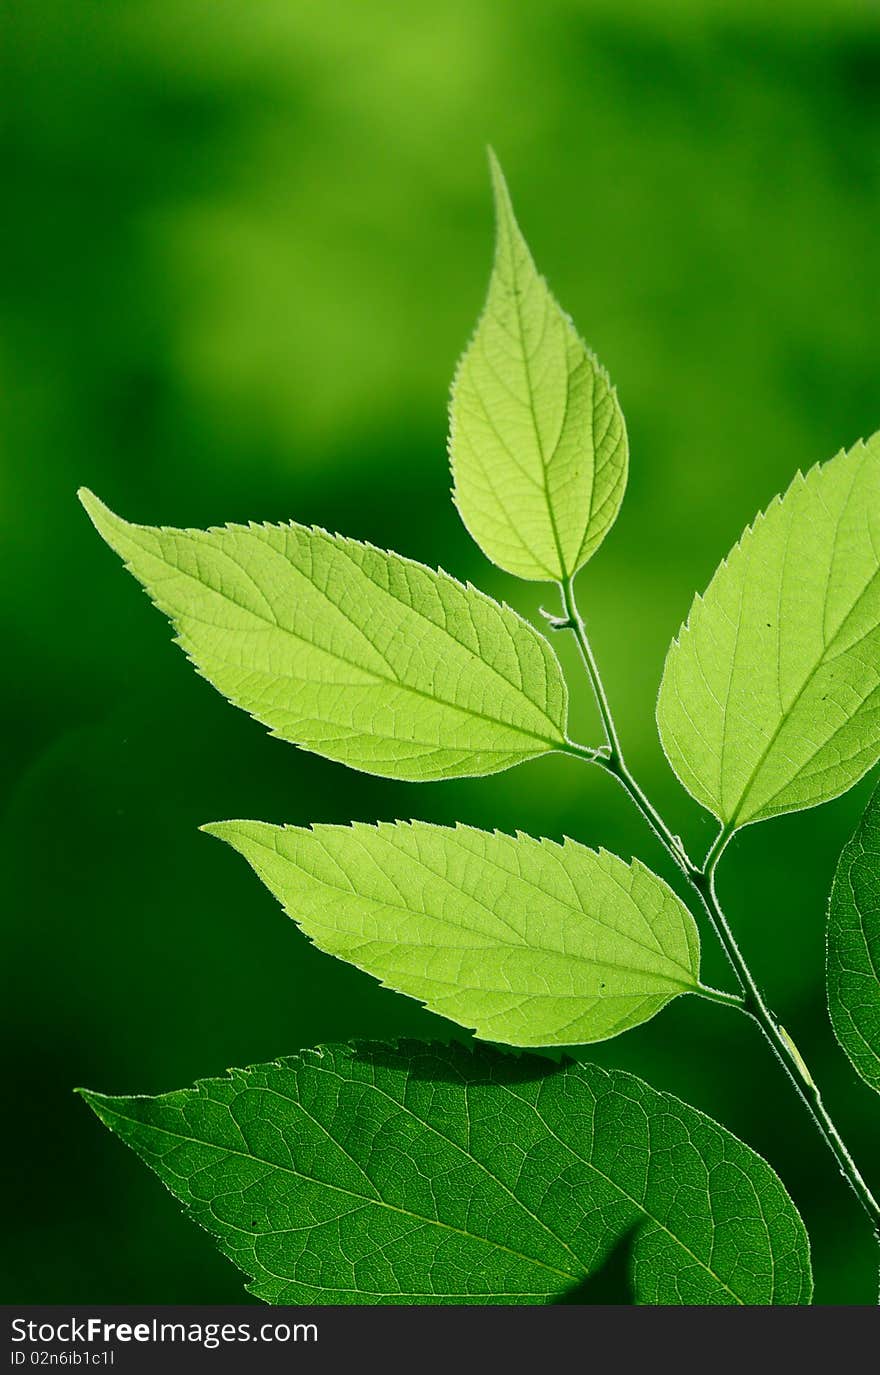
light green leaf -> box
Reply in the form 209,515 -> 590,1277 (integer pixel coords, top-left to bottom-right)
79,489 -> 570,782
828,781 -> 880,1094
657,434 -> 880,830
205,820 -> 703,1047
449,153 -> 628,582
80,1041 -> 811,1305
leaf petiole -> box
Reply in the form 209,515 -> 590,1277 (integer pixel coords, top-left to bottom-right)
695,984 -> 746,1009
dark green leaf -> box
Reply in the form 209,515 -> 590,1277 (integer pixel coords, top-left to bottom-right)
828,781 -> 880,1093
81,1041 -> 811,1305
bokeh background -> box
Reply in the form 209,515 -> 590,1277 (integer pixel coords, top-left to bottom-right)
3,0 -> 879,1304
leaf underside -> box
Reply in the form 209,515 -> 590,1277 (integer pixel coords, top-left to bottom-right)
205,820 -> 701,1047
79,490 -> 569,782
657,434 -> 880,829
449,152 -> 627,582
81,1041 -> 811,1305
828,780 -> 880,1093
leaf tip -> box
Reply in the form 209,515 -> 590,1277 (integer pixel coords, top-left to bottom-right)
487,147 -> 515,226
75,1086 -> 112,1123
199,821 -> 228,839
77,486 -> 105,520
77,487 -> 127,542
485,142 -> 502,182
199,820 -> 248,850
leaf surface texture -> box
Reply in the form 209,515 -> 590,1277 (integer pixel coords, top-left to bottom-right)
80,490 -> 569,781
828,782 -> 880,1093
657,435 -> 880,827
82,1042 -> 811,1305
449,154 -> 627,581
207,820 -> 702,1046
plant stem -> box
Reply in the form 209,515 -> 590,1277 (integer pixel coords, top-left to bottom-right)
694,863 -> 880,1236
557,575 -> 880,1239
558,583 -> 698,880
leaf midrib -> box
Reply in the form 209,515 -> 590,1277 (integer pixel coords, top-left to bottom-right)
506,242 -> 569,581
501,1081 -> 747,1305
183,627 -> 563,753
145,537 -> 566,750
722,514 -> 880,826
243,831 -> 695,982
313,1061 -> 758,1304
91,1098 -> 580,1291
344,1066 -> 750,1305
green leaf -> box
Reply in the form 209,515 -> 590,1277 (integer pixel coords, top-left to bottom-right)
205,820 -> 702,1047
828,781 -> 880,1094
79,489 -> 570,782
449,153 -> 628,582
657,434 -> 880,830
80,1041 -> 811,1305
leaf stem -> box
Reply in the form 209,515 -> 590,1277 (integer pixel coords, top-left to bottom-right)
695,983 -> 746,1009
703,822 -> 734,875
557,575 -> 880,1239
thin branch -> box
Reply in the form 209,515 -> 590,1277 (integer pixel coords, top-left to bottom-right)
556,574 -> 880,1239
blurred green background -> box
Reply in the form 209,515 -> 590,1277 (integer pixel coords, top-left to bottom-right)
3,0 -> 879,1305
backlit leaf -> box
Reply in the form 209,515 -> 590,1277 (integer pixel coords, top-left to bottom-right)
449,153 -> 627,582
205,820 -> 702,1047
657,435 -> 880,829
79,489 -> 570,782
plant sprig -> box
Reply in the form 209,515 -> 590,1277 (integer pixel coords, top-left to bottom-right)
78,152 -> 880,1303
